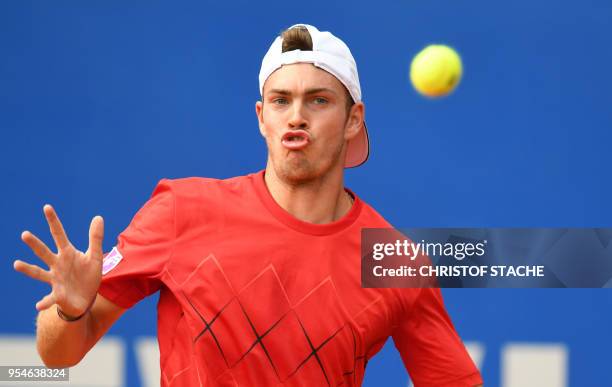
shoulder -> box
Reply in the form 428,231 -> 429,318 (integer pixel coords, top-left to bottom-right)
148,172 -> 261,227
156,172 -> 258,202
353,194 -> 394,228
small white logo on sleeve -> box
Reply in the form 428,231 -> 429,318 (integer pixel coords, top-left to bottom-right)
102,247 -> 124,275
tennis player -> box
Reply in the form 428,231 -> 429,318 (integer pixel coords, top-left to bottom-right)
14,24 -> 483,386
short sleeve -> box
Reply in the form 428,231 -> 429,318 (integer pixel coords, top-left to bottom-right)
392,288 -> 483,387
98,180 -> 175,309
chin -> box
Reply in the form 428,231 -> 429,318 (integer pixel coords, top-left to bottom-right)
268,140 -> 345,185
274,153 -> 343,186
276,157 -> 320,185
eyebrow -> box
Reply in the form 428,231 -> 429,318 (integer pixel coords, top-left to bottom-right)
266,87 -> 338,96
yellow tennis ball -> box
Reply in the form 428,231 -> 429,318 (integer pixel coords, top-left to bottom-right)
410,44 -> 463,98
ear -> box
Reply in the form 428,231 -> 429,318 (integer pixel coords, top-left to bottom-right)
344,102 -> 365,141
255,101 -> 266,137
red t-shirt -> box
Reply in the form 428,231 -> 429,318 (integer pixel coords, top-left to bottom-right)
98,170 -> 482,387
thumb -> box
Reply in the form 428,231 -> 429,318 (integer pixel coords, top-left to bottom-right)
88,215 -> 105,260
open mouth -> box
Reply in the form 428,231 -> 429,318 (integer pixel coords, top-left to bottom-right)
281,130 -> 310,150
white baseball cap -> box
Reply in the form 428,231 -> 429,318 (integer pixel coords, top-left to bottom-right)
259,23 -> 369,168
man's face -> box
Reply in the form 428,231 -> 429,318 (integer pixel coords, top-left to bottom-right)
256,63 -> 363,184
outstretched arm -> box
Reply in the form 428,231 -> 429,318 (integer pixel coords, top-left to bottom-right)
392,287 -> 484,386
14,205 -> 125,367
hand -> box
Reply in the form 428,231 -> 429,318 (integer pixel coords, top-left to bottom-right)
13,205 -> 104,317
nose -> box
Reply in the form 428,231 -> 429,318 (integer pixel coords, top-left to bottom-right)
287,101 -> 308,130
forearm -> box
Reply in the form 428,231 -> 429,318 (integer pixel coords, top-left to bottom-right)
35,306 -> 93,368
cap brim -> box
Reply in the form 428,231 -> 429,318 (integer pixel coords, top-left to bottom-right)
344,121 -> 370,168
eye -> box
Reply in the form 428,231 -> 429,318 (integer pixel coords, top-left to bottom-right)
273,97 -> 288,105
313,97 -> 328,104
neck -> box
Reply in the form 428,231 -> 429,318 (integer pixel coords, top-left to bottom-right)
264,163 -> 353,224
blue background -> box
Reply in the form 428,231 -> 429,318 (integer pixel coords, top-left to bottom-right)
1,1 -> 611,386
